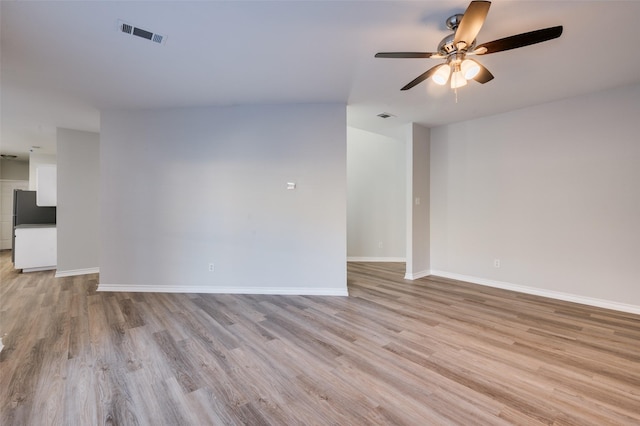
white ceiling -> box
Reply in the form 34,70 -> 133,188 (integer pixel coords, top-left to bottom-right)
2,1 -> 640,160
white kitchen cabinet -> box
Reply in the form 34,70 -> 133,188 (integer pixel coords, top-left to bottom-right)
14,225 -> 57,272
36,165 -> 57,206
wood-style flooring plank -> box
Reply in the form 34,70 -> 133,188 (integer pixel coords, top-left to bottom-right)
1,251 -> 639,425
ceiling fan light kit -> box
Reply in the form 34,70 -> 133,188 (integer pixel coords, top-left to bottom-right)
450,67 -> 467,89
432,64 -> 451,85
375,0 -> 563,94
433,55 -> 481,88
461,59 -> 480,80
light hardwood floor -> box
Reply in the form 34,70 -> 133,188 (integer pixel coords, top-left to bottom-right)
1,251 -> 639,425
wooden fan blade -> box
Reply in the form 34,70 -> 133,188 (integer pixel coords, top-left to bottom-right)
401,65 -> 442,91
375,52 -> 438,59
474,26 -> 563,55
473,61 -> 494,83
454,1 -> 491,50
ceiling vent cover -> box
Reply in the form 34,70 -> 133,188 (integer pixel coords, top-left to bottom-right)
117,20 -> 166,45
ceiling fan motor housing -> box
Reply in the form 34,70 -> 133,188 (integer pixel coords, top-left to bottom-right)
438,33 -> 476,56
439,14 -> 477,56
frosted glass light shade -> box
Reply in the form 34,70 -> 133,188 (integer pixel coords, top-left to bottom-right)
450,70 -> 467,88
432,64 -> 451,85
461,59 -> 481,80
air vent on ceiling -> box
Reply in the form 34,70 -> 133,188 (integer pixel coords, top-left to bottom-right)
117,20 -> 166,45
121,23 -> 133,34
377,112 -> 396,119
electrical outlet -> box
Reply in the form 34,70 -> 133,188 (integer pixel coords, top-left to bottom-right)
208,263 -> 215,272
494,259 -> 501,268
378,241 -> 383,248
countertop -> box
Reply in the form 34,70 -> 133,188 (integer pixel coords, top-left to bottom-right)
15,224 -> 57,229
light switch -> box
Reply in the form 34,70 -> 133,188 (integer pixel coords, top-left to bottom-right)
287,182 -> 296,190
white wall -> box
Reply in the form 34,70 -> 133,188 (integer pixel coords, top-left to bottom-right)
406,123 -> 430,279
56,128 -> 100,276
347,127 -> 405,261
430,83 -> 640,311
28,153 -> 56,190
100,103 -> 347,295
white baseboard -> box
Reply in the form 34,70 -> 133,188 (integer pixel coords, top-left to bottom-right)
55,267 -> 100,278
347,257 -> 406,262
429,270 -> 640,315
404,269 -> 431,280
22,266 -> 56,273
97,284 -> 349,297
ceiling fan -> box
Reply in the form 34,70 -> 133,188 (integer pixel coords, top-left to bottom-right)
375,0 -> 563,91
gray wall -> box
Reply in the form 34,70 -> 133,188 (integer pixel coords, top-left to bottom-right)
100,103 -> 347,295
56,128 -> 100,275
430,83 -> 640,310
0,159 -> 29,180
347,127 -> 405,260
